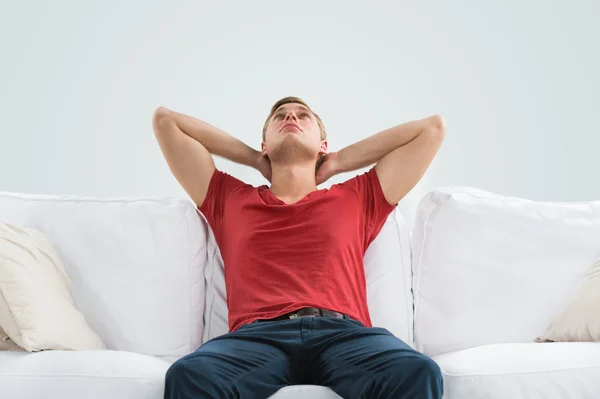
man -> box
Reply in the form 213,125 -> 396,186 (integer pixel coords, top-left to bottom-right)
153,96 -> 446,399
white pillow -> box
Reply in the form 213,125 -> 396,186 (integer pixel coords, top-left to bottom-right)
0,191 -> 206,362
0,222 -> 105,352
411,187 -> 600,356
537,255 -> 600,342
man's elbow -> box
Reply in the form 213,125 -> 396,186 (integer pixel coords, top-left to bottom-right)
152,106 -> 173,134
153,106 -> 171,123
429,114 -> 446,133
426,114 -> 446,141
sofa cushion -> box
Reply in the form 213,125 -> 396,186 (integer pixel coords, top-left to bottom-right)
0,350 -> 170,399
0,222 -> 104,351
433,342 -> 600,399
201,208 -> 414,346
0,191 -> 206,362
412,187 -> 600,356
537,255 -> 600,342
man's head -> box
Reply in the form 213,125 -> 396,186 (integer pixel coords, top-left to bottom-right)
261,96 -> 328,169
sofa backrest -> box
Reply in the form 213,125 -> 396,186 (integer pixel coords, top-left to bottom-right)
0,191 -> 206,362
411,187 -> 600,356
201,208 -> 415,346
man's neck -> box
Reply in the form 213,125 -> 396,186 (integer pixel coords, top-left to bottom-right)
268,161 -> 318,204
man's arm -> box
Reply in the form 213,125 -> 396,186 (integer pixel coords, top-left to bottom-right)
152,107 -> 262,207
334,115 -> 446,205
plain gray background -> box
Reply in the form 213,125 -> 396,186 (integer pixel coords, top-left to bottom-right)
1,1 -> 598,223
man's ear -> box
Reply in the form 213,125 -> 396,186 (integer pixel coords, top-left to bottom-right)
319,140 -> 328,154
261,141 -> 267,156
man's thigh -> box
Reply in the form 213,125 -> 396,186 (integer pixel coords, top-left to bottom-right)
313,319 -> 443,399
165,321 -> 301,399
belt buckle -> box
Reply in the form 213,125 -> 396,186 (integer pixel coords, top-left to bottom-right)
289,313 -> 299,319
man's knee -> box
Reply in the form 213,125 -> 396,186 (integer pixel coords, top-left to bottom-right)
165,358 -> 190,386
165,354 -> 222,399
401,354 -> 443,397
379,353 -> 443,398
412,355 -> 443,382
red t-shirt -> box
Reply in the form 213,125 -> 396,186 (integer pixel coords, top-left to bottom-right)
199,167 -> 397,333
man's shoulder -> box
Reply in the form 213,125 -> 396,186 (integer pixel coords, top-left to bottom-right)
200,169 -> 256,211
213,169 -> 257,190
330,168 -> 376,192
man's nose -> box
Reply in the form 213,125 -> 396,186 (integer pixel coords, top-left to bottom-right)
284,112 -> 297,121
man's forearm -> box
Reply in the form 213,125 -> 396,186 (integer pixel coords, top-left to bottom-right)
155,107 -> 259,168
335,115 -> 443,173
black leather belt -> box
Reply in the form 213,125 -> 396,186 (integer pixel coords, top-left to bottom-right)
257,307 -> 346,322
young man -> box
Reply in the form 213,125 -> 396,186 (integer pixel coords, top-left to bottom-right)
153,96 -> 446,399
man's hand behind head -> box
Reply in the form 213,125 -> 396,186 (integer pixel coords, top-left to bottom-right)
256,153 -> 272,183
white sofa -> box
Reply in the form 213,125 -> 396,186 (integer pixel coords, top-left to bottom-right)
0,186 -> 599,399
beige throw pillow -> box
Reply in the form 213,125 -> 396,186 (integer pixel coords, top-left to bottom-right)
0,222 -> 105,352
536,255 -> 600,342
0,327 -> 24,351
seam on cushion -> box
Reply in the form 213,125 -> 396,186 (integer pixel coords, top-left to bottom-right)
442,365 -> 600,379
391,210 -> 412,345
412,194 -> 444,351
204,236 -> 218,342
208,244 -> 219,339
192,208 -> 217,348
184,205 -> 192,355
429,186 -> 600,206
0,191 -> 187,205
406,225 -> 415,347
0,374 -> 165,380
195,209 -> 214,344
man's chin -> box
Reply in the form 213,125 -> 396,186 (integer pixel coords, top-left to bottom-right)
269,143 -> 319,165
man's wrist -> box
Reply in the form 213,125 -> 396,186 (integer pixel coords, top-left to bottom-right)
332,151 -> 350,174
249,149 -> 264,169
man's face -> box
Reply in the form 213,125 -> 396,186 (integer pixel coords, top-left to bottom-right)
262,103 -> 327,162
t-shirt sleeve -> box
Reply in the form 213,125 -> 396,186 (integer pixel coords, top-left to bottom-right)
198,169 -> 248,232
339,167 -> 398,247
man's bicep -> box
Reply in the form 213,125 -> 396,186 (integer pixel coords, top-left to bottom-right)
154,113 -> 216,208
375,128 -> 444,205
338,170 -> 396,245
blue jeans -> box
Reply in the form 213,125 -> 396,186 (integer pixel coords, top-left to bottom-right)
165,315 -> 443,399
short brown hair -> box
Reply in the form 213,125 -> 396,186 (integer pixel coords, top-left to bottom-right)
262,96 -> 327,142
